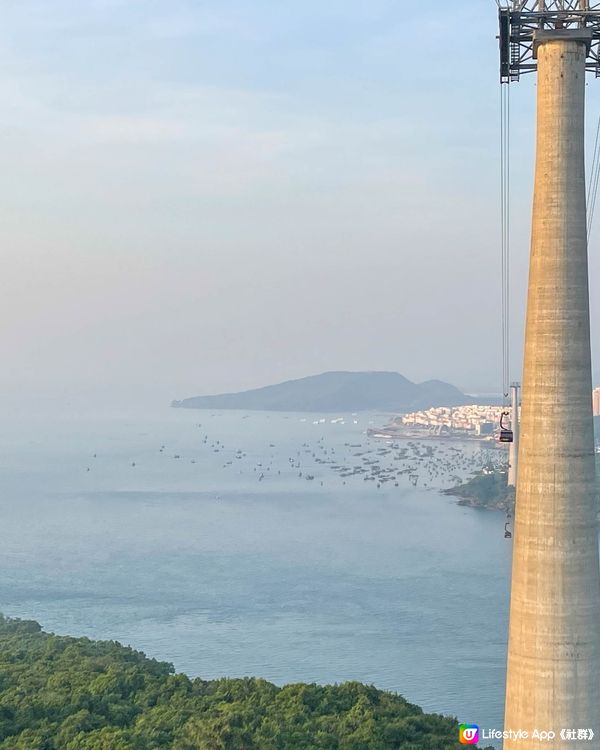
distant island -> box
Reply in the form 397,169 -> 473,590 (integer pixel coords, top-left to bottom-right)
0,615 -> 491,749
172,371 -> 472,413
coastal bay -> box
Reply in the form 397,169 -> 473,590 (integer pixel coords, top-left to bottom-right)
0,406 -> 514,746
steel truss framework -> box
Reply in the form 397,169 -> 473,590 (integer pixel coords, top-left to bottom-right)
499,1 -> 600,81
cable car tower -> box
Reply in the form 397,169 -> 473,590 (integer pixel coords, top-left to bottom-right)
499,1 -> 600,82
498,2 -> 600,747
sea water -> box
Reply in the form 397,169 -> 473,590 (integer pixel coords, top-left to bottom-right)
0,405 -> 511,744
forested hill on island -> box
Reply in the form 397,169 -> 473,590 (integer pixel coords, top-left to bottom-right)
172,371 -> 472,413
0,616 -> 491,749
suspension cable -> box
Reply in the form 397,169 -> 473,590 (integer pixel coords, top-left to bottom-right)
500,81 -> 511,404
587,110 -> 600,238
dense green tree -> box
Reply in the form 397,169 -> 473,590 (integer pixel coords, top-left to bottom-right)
0,616 -> 491,749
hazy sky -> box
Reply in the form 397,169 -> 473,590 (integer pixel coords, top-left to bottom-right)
3,0 -> 600,406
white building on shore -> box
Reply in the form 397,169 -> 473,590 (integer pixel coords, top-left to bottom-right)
400,405 -> 513,435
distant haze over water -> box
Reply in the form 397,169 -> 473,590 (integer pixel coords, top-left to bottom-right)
0,405 -> 518,747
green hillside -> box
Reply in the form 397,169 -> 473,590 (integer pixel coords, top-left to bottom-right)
0,616 -> 491,750
443,467 -> 514,511
172,371 -> 471,413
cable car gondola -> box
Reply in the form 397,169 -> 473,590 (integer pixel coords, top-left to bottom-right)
499,411 -> 513,443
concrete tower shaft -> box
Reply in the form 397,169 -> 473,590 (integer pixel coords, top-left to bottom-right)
504,37 -> 600,748
508,383 -> 520,488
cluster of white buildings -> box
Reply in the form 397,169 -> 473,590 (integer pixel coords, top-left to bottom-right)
399,387 -> 600,437
401,405 -> 513,435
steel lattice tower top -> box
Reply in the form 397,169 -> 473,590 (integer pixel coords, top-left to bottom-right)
499,1 -> 600,82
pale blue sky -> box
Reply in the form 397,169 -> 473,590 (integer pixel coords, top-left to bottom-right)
2,0 -> 599,405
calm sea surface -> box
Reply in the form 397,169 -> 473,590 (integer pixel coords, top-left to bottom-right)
0,406 -> 512,744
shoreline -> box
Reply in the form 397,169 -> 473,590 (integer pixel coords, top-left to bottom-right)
443,468 -> 514,512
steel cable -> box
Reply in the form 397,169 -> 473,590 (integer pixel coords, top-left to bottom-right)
501,82 -> 511,404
